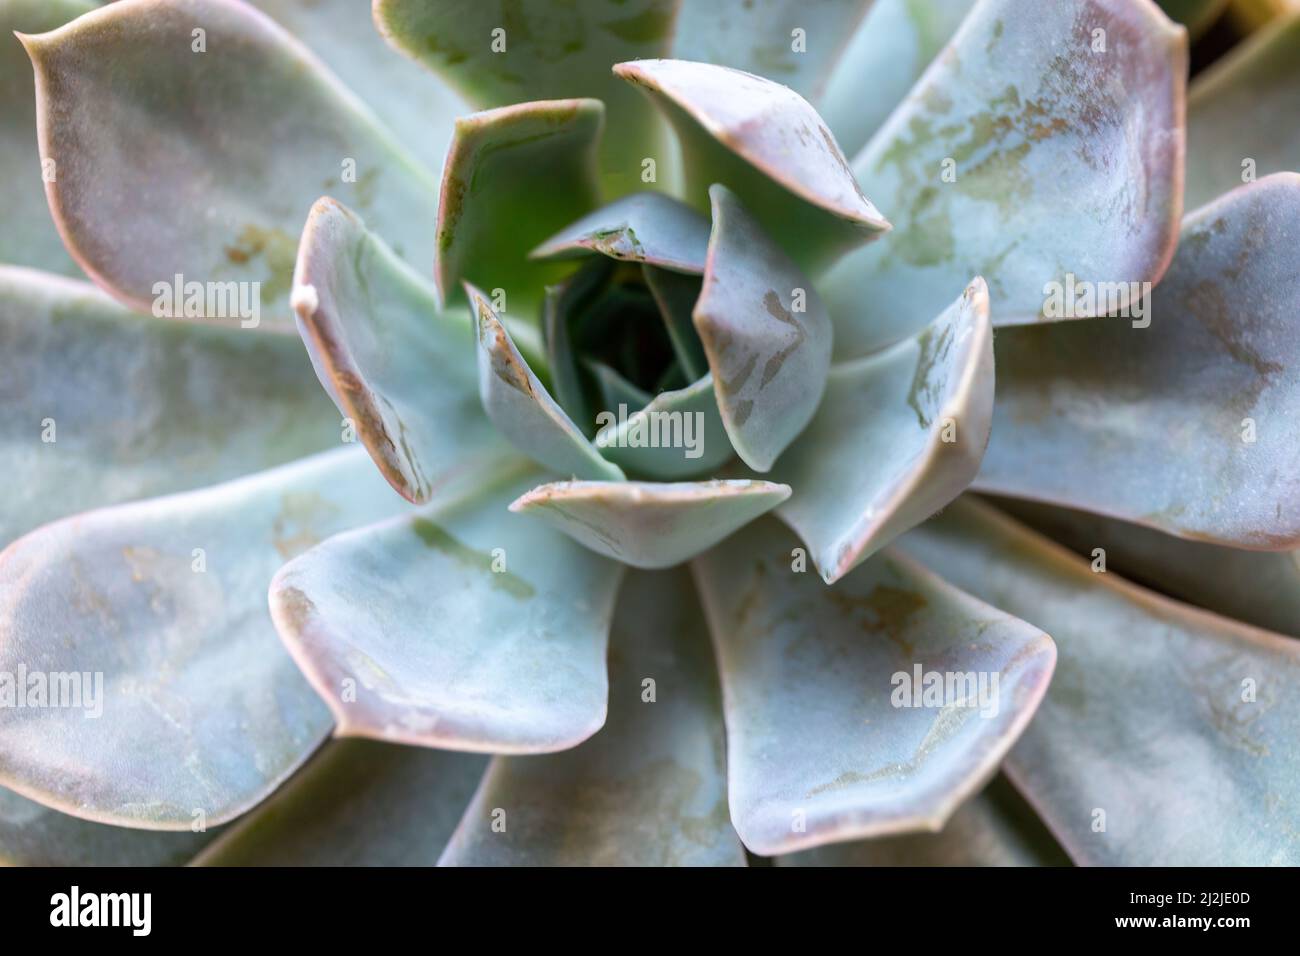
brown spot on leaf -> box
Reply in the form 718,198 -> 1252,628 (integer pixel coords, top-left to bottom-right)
827,584 -> 928,658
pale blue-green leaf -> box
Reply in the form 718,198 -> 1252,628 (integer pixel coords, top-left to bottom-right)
614,58 -> 890,271
0,266 -> 338,550
899,497 -> 1300,865
776,775 -> 1071,866
248,0 -> 468,176
467,283 -> 625,481
594,375 -> 735,480
692,517 -> 1055,856
439,569 -> 745,866
0,785 -> 213,866
693,185 -> 832,472
975,174 -> 1300,549
672,0 -> 873,103
773,278 -> 991,583
988,496 -> 1300,640
20,0 -> 440,329
818,0 -> 978,158
1185,12 -> 1300,210
824,0 -> 1186,356
292,198 -> 505,503
271,467 -> 623,753
192,740 -> 486,865
511,479 -> 790,568
0,448 -> 407,829
435,99 -> 603,315
374,0 -> 677,196
531,192 -> 711,274
0,0 -> 93,276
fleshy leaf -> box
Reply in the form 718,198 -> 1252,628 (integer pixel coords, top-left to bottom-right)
270,467 -> 623,753
777,775 -> 1071,866
900,498 -> 1300,865
692,517 -> 1055,856
976,174 -> 1300,549
594,375 -> 735,480
0,0 -> 92,276
292,198 -> 504,504
988,497 -> 1300,640
1184,12 -> 1300,210
374,0 -> 677,196
20,0 -> 440,329
818,0 -> 978,159
1,786 -> 213,866
644,265 -> 708,380
774,278 -> 992,583
614,58 -> 890,270
823,0 -> 1187,356
193,740 -> 486,865
531,192 -> 710,274
468,283 -> 625,481
510,479 -> 790,568
693,185 -> 832,472
248,0 -> 467,175
0,266 -> 338,550
439,569 -> 745,866
436,99 -> 603,314
0,448 -> 406,829
673,0 -> 874,102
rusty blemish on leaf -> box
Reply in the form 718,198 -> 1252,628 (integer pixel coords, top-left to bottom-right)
906,320 -> 956,429
476,300 -> 536,400
272,491 -> 341,560
803,701 -> 976,798
1184,280 -> 1282,379
871,1 -> 1161,277
587,225 -> 645,260
224,224 -> 297,303
275,586 -> 318,634
437,172 -> 467,254
326,354 -> 409,494
827,583 -> 928,658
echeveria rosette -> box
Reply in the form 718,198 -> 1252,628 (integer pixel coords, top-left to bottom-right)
1,0 -> 1298,868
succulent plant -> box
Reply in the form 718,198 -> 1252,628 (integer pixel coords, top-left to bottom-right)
2,0 -> 1299,868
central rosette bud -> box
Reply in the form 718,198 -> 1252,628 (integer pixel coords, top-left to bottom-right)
539,252 -> 719,477
544,258 -> 695,436
463,188 -> 743,482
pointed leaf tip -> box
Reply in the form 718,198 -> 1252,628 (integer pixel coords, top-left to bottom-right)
292,199 -> 502,504
775,277 -> 993,583
510,479 -> 790,568
435,98 -> 604,314
615,57 -> 889,270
